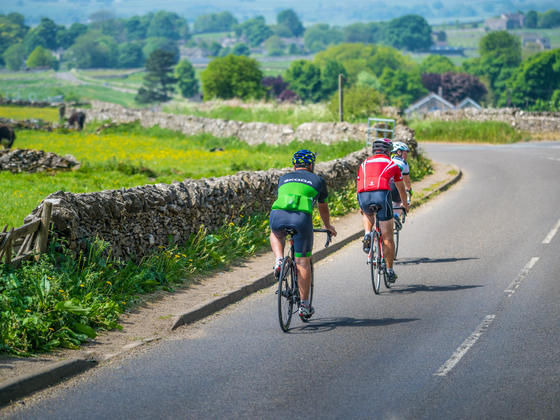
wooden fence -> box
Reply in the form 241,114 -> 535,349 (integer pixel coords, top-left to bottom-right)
0,201 -> 52,266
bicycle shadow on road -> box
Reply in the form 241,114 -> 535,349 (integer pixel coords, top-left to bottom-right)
395,257 -> 478,266
388,284 -> 482,294
288,317 -> 418,334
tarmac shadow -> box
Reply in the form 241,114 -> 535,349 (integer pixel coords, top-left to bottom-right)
388,284 -> 482,294
395,257 -> 478,265
288,317 -> 418,334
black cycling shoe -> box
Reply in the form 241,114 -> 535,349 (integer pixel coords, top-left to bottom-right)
387,270 -> 398,283
362,234 -> 370,253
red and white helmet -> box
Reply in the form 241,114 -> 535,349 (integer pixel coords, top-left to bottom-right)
372,138 -> 393,154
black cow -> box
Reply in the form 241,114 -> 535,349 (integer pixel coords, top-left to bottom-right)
68,111 -> 86,130
0,125 -> 16,149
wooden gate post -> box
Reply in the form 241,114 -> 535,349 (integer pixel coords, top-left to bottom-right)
35,201 -> 53,260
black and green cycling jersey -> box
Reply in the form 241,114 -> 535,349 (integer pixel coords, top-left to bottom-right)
271,170 -> 328,214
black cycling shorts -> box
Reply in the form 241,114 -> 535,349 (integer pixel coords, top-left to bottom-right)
269,209 -> 313,258
357,190 -> 393,221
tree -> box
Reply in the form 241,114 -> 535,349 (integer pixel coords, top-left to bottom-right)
303,24 -> 343,53
64,31 -> 118,68
262,75 -> 288,98
118,43 -> 144,68
320,59 -> 346,99
277,9 -> 304,37
56,23 -> 87,49
136,49 -> 177,103
342,22 -> 382,44
26,45 -> 57,69
143,37 -> 179,64
147,11 -> 188,40
538,10 -> 560,28
234,16 -> 273,47
22,17 -> 61,54
0,13 -> 28,65
201,54 -> 265,100
284,59 -> 322,102
366,45 -> 413,77
419,54 -> 457,74
421,72 -> 487,103
265,35 -> 284,56
524,10 -> 538,28
384,14 -> 432,51
3,42 -> 25,70
232,43 -> 250,56
503,49 -> 560,109
379,68 -> 427,108
357,71 -> 382,90
175,59 -> 198,98
194,12 -> 237,34
125,16 -> 149,40
327,84 -> 384,122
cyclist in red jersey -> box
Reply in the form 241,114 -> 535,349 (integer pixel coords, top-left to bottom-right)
357,138 -> 409,282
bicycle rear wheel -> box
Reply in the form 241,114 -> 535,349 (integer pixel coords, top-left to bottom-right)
371,234 -> 381,295
278,257 -> 295,332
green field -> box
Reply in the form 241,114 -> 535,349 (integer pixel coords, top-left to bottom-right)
0,122 -> 365,228
410,120 -> 527,143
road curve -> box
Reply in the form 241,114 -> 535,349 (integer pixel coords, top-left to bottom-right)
4,141 -> 560,419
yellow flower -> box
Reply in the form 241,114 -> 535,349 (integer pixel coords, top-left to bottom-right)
80,284 -> 85,287
25,309 -> 31,313
229,222 -> 235,227
121,301 -> 126,305
106,281 -> 112,286
59,289 -> 64,293
49,327 -> 55,332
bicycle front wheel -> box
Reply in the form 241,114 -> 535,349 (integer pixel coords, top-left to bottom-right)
278,257 -> 295,332
371,234 -> 381,295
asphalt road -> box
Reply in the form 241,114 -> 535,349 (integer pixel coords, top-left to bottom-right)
6,142 -> 560,419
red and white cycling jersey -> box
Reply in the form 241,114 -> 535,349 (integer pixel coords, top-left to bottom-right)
357,154 -> 403,193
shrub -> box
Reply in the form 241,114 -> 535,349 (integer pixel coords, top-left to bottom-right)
327,84 -> 384,122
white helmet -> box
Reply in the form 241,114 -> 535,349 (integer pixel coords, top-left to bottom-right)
392,141 -> 410,153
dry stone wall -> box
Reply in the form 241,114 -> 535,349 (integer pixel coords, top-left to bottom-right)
423,108 -> 560,133
74,102 -> 417,151
25,149 -> 369,261
0,149 -> 80,173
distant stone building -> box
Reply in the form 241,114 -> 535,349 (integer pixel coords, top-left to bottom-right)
485,13 -> 525,31
521,33 -> 551,50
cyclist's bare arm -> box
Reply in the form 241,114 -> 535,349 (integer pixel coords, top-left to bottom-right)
318,202 -> 337,236
395,180 -> 409,213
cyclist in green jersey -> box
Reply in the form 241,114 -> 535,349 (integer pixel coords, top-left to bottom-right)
269,149 -> 337,319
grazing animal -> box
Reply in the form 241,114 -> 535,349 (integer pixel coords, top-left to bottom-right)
0,125 -> 16,149
68,111 -> 86,130
58,104 -> 66,120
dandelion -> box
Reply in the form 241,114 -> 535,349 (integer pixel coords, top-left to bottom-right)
25,309 -> 31,313
59,289 -> 64,293
229,222 -> 235,227
106,281 -> 112,286
80,283 -> 85,287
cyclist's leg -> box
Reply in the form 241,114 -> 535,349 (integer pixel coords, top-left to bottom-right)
390,182 -> 403,219
269,210 -> 287,260
292,214 -> 313,300
376,190 -> 396,269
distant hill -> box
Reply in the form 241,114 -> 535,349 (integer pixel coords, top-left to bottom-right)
1,0 -> 559,26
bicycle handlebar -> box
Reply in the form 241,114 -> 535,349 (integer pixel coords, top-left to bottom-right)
313,228 -> 332,248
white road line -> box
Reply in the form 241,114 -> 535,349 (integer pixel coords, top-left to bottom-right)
543,219 -> 560,244
505,257 -> 540,297
434,315 -> 496,377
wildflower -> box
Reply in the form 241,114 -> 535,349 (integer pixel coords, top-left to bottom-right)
229,222 -> 235,227
106,281 -> 112,286
49,327 -> 55,332
25,309 -> 31,313
121,301 -> 126,305
59,289 -> 64,293
80,284 -> 85,287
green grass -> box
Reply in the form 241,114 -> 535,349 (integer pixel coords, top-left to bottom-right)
410,120 -> 527,143
163,102 -> 334,127
0,105 -> 60,122
1,122 -> 364,227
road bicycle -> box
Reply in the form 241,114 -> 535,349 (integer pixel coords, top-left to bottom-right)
277,228 -> 332,332
393,206 -> 406,260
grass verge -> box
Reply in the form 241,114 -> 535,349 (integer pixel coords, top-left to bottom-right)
410,120 -> 528,143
